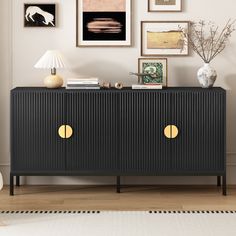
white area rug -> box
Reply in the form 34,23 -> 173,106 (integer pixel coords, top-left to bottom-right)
0,211 -> 236,236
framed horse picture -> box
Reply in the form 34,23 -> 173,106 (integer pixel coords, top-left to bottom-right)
24,4 -> 56,27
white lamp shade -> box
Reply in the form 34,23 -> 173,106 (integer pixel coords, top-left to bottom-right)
34,50 -> 66,69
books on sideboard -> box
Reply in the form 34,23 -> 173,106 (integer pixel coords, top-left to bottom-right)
66,77 -> 100,89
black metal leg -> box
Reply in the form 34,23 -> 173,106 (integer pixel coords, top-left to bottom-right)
16,176 -> 20,187
116,176 -> 121,193
10,174 -> 14,196
217,176 -> 221,187
222,175 -> 227,196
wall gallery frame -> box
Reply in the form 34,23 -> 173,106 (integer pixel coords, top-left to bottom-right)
148,0 -> 182,12
138,58 -> 168,86
76,0 -> 132,47
24,4 -> 56,27
141,21 -> 189,56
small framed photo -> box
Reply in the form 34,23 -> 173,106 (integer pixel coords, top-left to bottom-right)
24,4 -> 56,27
76,0 -> 132,47
138,58 -> 168,86
141,21 -> 189,56
148,0 -> 182,12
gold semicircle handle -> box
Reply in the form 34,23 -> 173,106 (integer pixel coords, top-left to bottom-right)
65,125 -> 73,138
58,125 -> 73,139
164,125 -> 172,139
171,125 -> 179,139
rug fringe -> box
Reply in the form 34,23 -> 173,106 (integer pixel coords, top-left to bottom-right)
0,210 -> 100,214
1,210 -> 236,214
148,211 -> 236,214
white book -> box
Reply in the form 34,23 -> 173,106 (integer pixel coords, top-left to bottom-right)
132,84 -> 163,90
66,86 -> 100,90
67,77 -> 99,81
67,81 -> 99,85
67,84 -> 100,88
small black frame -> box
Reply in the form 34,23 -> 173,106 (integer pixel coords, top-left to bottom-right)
24,4 -> 56,27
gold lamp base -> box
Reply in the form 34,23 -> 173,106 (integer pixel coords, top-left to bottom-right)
44,75 -> 63,89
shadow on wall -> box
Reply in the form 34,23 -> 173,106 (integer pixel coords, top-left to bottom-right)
171,65 -> 199,87
224,74 -> 236,151
70,60 -> 134,86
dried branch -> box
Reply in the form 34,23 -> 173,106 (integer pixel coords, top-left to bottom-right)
180,19 -> 235,63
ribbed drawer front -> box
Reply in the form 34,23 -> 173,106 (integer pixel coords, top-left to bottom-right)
11,91 -> 66,172
66,91 -> 119,173
120,92 -> 172,174
171,91 -> 226,173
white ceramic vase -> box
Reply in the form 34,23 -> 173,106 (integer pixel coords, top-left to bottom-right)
197,63 -> 217,88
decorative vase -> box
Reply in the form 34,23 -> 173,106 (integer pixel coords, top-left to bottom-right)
197,63 -> 217,88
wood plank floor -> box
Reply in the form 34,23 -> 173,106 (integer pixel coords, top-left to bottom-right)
0,185 -> 236,211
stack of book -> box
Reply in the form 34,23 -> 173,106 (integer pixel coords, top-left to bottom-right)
66,77 -> 100,90
132,84 -> 163,90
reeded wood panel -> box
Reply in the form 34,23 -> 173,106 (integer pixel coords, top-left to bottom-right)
11,90 -> 66,172
120,91 -> 172,174
171,91 -> 226,174
66,91 -> 119,173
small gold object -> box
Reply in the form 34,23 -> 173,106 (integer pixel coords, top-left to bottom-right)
164,125 -> 172,139
115,82 -> 123,89
58,125 -> 73,139
164,125 -> 179,139
102,82 -> 111,89
171,125 -> 179,138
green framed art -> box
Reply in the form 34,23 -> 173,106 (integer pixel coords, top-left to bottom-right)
138,58 -> 168,86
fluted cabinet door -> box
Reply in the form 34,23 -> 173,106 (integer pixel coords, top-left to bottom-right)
11,90 -> 66,172
120,92 -> 172,174
171,91 -> 226,174
66,91 -> 119,174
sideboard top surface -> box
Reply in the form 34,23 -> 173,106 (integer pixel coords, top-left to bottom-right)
11,87 -> 226,93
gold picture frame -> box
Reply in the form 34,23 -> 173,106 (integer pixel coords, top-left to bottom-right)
148,0 -> 182,12
141,21 -> 189,56
76,0 -> 132,47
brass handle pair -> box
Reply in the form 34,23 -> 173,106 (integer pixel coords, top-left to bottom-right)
58,125 -> 73,139
164,125 -> 179,139
59,124 -> 178,139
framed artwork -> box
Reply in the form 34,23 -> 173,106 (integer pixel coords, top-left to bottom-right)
148,0 -> 182,12
76,0 -> 132,47
141,21 -> 189,56
138,58 -> 168,86
24,4 -> 56,27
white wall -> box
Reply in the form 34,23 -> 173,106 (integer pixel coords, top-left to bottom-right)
1,0 -> 236,185
0,0 -> 12,184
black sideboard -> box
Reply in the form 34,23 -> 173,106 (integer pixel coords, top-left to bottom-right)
10,87 -> 226,195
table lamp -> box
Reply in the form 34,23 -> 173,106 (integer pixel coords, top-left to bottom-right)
34,50 -> 66,88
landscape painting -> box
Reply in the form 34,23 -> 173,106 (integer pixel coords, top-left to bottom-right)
156,0 -> 176,5
147,31 -> 184,49
77,0 -> 131,46
148,0 -> 182,12
141,21 -> 189,56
